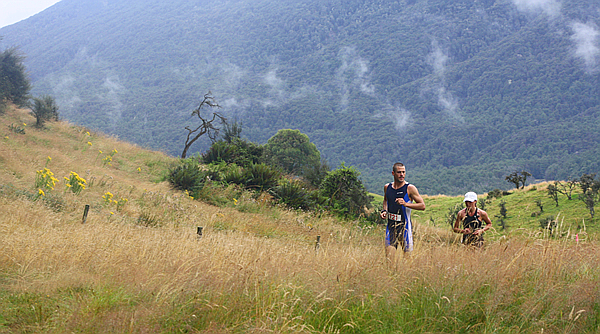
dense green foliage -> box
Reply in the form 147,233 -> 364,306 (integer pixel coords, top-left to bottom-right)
320,164 -> 373,218
201,138 -> 263,168
167,159 -> 206,198
263,129 -> 321,177
1,0 -> 600,194
0,45 -> 30,109
270,178 -> 319,210
30,95 -> 59,127
168,127 -> 379,218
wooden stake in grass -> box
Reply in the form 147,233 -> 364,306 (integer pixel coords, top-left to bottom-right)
197,226 -> 203,239
82,204 -> 90,224
315,235 -> 321,251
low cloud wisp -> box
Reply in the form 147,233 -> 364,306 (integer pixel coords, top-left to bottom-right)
570,21 -> 600,73
510,0 -> 562,17
426,42 -> 463,123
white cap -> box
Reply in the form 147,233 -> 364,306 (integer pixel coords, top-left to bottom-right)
464,192 -> 477,202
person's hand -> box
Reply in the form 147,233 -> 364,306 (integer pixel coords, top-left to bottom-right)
473,229 -> 484,236
395,198 -> 406,206
463,228 -> 471,234
380,211 -> 387,219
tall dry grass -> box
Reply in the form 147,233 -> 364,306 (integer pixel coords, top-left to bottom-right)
2,194 -> 599,333
1,106 -> 599,333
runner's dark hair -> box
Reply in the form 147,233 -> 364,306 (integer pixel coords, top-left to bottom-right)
392,162 -> 404,172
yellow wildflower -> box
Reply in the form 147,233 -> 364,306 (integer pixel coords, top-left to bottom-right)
38,189 -> 45,196
87,141 -> 92,146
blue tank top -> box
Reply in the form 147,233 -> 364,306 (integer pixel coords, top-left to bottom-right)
386,182 -> 410,221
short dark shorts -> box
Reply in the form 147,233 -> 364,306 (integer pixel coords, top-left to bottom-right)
386,220 -> 406,249
462,233 -> 484,247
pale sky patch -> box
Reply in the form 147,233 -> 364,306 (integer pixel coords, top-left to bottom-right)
0,0 -> 61,28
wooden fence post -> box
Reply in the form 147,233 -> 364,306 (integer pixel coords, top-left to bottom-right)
197,226 -> 203,239
315,235 -> 321,251
81,204 -> 90,224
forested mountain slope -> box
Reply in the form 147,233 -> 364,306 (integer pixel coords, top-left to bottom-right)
1,0 -> 599,194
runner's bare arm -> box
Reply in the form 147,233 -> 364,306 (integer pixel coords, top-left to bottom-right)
402,184 -> 425,211
453,210 -> 468,234
380,184 -> 389,219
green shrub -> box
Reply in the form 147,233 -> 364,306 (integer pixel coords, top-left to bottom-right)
222,163 -> 280,192
0,47 -> 31,107
30,95 -> 59,128
223,164 -> 246,185
262,129 -> 321,177
197,183 -> 243,207
202,141 -> 236,164
270,178 -> 315,210
204,161 -> 240,183
539,215 -> 556,233
488,189 -> 503,199
167,159 -> 206,196
202,138 -> 263,168
242,163 -> 280,191
320,164 -> 372,218
303,160 -> 330,189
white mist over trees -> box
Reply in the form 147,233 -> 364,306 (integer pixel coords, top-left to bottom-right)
1,0 -> 599,195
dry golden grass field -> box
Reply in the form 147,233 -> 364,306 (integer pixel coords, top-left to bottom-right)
1,106 -> 599,333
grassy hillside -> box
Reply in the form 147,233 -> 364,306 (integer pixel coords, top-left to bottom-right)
1,106 -> 599,333
1,0 -> 599,194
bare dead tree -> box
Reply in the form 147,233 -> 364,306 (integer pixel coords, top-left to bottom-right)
180,92 -> 226,159
555,179 -> 577,200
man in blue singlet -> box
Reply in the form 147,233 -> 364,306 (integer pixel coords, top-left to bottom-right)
380,162 -> 426,261
453,192 -> 492,247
